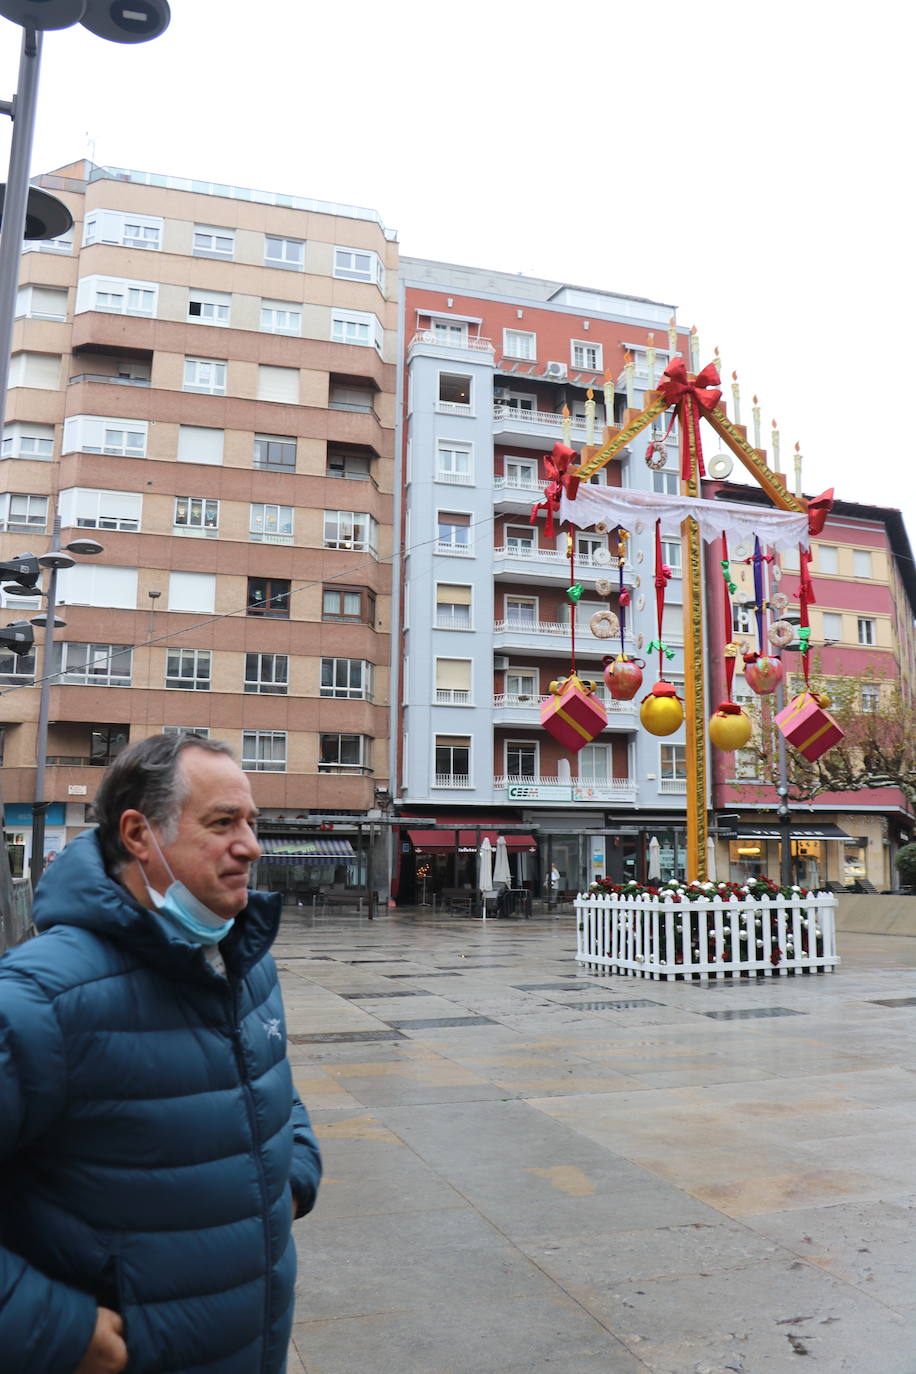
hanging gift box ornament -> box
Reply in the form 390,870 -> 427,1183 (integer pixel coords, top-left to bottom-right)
708,700 -> 753,752
639,680 -> 684,737
743,653 -> 785,695
774,691 -> 844,763
541,673 -> 607,753
603,654 -> 644,701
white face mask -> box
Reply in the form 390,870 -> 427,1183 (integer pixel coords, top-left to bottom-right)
139,818 -> 236,946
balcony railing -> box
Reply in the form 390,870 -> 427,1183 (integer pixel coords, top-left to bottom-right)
493,547 -> 632,574
68,373 -> 151,387
493,692 -> 637,715
493,405 -> 592,433
493,476 -> 550,493
434,773 -> 471,788
435,539 -> 473,557
435,689 -> 472,705
494,618 -> 634,646
494,775 -> 636,803
434,401 -> 473,416
410,331 -> 494,355
658,777 -> 687,793
434,469 -> 474,485
434,613 -> 473,630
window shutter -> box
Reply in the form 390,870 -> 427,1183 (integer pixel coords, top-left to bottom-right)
257,365 -> 299,403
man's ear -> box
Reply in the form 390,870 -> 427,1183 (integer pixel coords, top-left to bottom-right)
120,809 -> 152,865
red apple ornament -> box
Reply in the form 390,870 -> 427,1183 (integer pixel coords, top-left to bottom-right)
602,654 -> 644,701
743,653 -> 785,696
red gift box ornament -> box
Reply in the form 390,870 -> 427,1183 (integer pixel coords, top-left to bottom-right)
775,691 -> 844,763
541,673 -> 607,753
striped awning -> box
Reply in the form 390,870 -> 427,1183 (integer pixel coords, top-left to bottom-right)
259,836 -> 356,864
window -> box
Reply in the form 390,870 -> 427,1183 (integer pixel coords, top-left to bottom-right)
822,612 -> 842,642
436,440 -> 472,484
2,422 -> 54,460
187,289 -> 230,325
326,447 -> 370,480
246,576 -> 290,617
861,683 -> 880,712
168,572 -> 215,614
734,747 -> 761,780
260,299 -> 301,335
319,734 -> 369,773
177,425 -> 224,465
437,373 -> 472,409
0,648 -> 35,685
244,653 -> 288,695
22,228 -> 72,254
320,657 -> 373,699
57,564 -> 137,610
257,364 -> 299,403
780,546 -> 800,572
253,434 -> 296,472
331,309 -> 383,352
58,487 -> 141,532
193,226 -> 234,258
575,533 -> 607,562
660,743 -> 687,779
435,583 -> 472,629
853,549 -> 872,578
430,318 -> 467,346
250,503 -> 293,541
0,493 -> 47,532
264,235 -> 304,269
437,510 -> 471,555
165,648 -> 211,690
506,670 -> 537,699
84,209 -> 161,250
174,496 -> 219,534
322,510 -> 377,554
91,727 -> 129,765
183,357 -> 226,394
506,741 -> 537,776
75,275 -> 157,317
242,730 -> 287,772
15,284 -> 68,320
333,247 -> 383,287
163,725 -> 210,739
329,381 -> 374,412
653,470 -> 678,495
661,538 -> 682,573
54,642 -> 132,687
100,426 -> 145,457
9,352 -> 61,389
434,736 -> 469,786
434,658 -> 471,705
122,219 -> 161,250
506,525 -> 536,553
857,617 -> 876,646
503,329 -> 536,360
732,603 -> 754,636
817,544 -> 838,574
579,744 -> 611,779
505,595 -> 536,626
322,586 -> 374,623
504,458 -> 536,486
572,340 -> 602,371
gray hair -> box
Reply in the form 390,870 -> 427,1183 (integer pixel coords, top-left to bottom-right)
93,733 -> 235,872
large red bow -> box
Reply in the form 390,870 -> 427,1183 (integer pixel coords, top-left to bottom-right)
657,357 -> 722,483
530,441 -> 580,538
806,487 -> 834,536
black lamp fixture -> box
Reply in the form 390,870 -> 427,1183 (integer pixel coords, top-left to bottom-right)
0,0 -> 171,40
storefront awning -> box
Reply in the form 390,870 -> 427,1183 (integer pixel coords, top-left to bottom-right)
259,836 -> 356,864
735,824 -> 851,840
407,829 -> 537,854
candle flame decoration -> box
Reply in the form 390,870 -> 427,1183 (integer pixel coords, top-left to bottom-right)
732,370 -> 738,382
587,387 -> 594,399
753,394 -> 758,405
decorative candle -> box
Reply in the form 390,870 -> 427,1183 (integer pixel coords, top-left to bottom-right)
793,441 -> 803,498
561,403 -> 572,445
668,315 -> 677,356
646,333 -> 656,389
771,418 -> 780,470
752,395 -> 761,449
585,388 -> 596,445
731,370 -> 741,425
690,325 -> 700,372
603,368 -> 614,426
714,344 -> 722,379
624,351 -> 635,409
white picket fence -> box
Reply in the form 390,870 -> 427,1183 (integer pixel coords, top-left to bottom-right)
575,890 -> 839,980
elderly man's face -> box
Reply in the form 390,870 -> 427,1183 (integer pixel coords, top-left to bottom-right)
151,749 -> 261,918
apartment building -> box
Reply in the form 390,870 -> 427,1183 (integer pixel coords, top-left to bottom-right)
705,485 -> 916,889
395,259 -> 695,900
0,161 -> 398,891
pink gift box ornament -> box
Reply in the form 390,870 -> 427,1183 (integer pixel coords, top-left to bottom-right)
774,691 -> 844,763
541,674 -> 607,753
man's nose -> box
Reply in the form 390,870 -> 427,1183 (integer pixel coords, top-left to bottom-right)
233,824 -> 261,861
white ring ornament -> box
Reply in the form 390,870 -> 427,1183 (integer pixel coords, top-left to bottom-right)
592,547 -> 612,566
589,610 -> 619,639
708,453 -> 734,479
595,576 -> 614,596
768,619 -> 795,648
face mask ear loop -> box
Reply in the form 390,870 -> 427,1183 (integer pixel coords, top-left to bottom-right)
140,816 -> 178,888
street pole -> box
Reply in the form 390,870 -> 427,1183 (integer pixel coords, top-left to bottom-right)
0,25 -> 42,424
30,516 -> 63,889
775,676 -> 792,886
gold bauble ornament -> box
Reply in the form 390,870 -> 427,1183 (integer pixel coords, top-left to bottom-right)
708,701 -> 753,752
639,681 -> 684,737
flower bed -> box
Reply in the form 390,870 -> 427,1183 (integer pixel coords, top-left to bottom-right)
575,879 -> 839,980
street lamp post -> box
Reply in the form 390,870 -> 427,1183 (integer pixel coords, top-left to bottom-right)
28,519 -> 102,886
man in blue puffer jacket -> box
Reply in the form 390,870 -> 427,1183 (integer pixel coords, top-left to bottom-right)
0,733 -> 322,1374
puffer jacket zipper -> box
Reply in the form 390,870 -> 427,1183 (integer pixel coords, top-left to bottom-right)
230,982 -> 273,1374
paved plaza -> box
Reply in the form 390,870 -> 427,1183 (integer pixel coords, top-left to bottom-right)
278,909 -> 916,1373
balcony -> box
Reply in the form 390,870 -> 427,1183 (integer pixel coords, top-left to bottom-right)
435,689 -> 472,705
493,545 -> 634,584
433,773 -> 471,788
434,400 -> 474,417
658,777 -> 687,793
409,331 -> 495,360
493,692 -> 638,726
494,775 -> 638,805
492,475 -> 549,514
492,405 -> 605,451
493,619 -> 635,658
68,372 -> 151,388
434,539 -> 473,558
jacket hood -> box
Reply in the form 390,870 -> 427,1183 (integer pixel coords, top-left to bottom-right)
33,830 -> 282,981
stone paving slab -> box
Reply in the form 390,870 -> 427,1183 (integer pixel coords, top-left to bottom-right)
284,914 -> 916,1372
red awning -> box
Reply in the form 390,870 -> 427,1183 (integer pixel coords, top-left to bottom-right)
407,828 -> 537,854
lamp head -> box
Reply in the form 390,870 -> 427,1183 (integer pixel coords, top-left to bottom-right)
0,0 -> 87,29
0,185 -> 74,241
38,551 -> 75,571
79,0 -> 170,42
65,538 -> 104,556
29,612 -> 67,628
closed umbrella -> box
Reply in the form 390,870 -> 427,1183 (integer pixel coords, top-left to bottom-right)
493,835 -> 512,887
478,836 -> 494,922
647,835 -> 662,883
706,835 -> 717,883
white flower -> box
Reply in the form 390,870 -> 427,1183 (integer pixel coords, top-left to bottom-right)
756,939 -> 764,948
791,884 -> 801,893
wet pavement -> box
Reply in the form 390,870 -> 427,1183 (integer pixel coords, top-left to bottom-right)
277,908 -> 916,1373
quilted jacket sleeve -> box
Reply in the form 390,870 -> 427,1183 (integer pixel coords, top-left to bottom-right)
0,967 -> 99,1374
289,1093 -> 322,1219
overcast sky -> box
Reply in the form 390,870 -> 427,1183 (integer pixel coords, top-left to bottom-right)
2,0 -> 913,548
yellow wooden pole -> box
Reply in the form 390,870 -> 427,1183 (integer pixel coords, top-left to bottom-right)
681,411 -> 707,881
